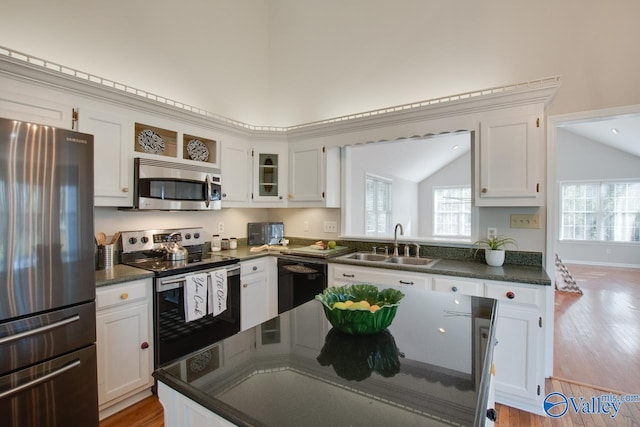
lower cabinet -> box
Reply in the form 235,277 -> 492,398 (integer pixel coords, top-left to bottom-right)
327,263 -> 548,415
96,278 -> 153,419
240,257 -> 278,331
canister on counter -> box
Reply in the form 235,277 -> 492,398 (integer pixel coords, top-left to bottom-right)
221,238 -> 230,250
212,234 -> 221,250
229,237 -> 237,249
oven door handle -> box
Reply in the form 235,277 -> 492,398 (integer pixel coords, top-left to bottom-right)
157,264 -> 240,292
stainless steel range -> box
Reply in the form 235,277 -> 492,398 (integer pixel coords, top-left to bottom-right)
120,228 -> 240,367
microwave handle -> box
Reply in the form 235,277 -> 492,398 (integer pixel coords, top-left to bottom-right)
204,175 -> 211,208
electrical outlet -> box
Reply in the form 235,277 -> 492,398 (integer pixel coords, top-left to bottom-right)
487,227 -> 497,239
218,222 -> 224,233
323,221 -> 337,233
303,221 -> 309,232
510,214 -> 540,229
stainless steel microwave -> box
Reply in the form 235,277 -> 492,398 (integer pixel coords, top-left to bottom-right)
133,158 -> 221,210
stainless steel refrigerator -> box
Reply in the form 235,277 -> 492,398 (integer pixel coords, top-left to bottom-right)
0,117 -> 98,426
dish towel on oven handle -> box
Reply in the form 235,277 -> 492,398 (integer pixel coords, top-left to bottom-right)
183,273 -> 208,322
208,269 -> 227,317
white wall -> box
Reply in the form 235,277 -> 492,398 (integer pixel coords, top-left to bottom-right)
2,1 -> 640,127
555,128 -> 640,267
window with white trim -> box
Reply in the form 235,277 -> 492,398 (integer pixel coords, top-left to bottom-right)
365,174 -> 391,236
560,181 -> 640,242
433,186 -> 471,237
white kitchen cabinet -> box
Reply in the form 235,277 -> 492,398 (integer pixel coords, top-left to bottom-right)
220,139 -> 250,206
251,143 -> 288,205
158,382 -> 236,427
330,264 -> 431,290
240,257 -> 278,331
96,279 -> 153,419
476,113 -> 543,206
288,145 -> 340,207
0,82 -> 73,128
328,261 -> 548,414
79,108 -> 133,207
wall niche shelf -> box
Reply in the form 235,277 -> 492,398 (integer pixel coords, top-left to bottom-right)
134,123 -> 177,158
183,134 -> 217,165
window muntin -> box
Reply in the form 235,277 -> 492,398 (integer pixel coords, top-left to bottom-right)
433,186 -> 471,237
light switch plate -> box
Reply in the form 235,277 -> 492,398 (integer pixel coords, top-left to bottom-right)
323,221 -> 337,233
510,214 -> 540,229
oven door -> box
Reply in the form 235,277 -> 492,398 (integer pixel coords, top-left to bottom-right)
277,256 -> 327,314
135,158 -> 221,210
154,265 -> 240,367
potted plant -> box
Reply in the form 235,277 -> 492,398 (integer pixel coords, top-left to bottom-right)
473,236 -> 517,267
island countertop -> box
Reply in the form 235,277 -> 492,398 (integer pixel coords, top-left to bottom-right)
154,286 -> 498,427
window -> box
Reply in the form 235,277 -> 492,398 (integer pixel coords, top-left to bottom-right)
365,174 -> 391,236
433,186 -> 471,237
560,181 -> 640,242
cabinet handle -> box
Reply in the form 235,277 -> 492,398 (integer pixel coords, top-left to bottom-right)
486,408 -> 497,422
399,280 -> 414,285
481,188 -> 488,193
122,187 -> 129,193
120,293 -> 129,300
252,266 -> 258,271
342,273 -> 355,278
506,291 -> 515,299
451,286 -> 458,292
140,341 -> 149,350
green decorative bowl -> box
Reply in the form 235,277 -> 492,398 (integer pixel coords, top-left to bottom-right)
315,284 -> 405,335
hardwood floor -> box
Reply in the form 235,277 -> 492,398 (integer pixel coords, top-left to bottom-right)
101,264 -> 640,426
554,264 -> 640,394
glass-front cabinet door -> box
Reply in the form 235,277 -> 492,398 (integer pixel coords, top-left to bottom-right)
252,144 -> 287,204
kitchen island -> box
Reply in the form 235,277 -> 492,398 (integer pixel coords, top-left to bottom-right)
154,286 -> 498,426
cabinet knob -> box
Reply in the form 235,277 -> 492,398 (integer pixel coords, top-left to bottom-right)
122,187 -> 129,193
120,293 -> 128,300
288,194 -> 293,199
243,283 -> 248,288
451,286 -> 458,292
140,341 -> 149,350
486,408 -> 497,422
222,193 -> 227,198
252,266 -> 258,271
506,291 -> 515,299
481,188 -> 488,193
278,195 -> 283,200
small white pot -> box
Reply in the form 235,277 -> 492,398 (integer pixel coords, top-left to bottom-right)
485,249 -> 505,267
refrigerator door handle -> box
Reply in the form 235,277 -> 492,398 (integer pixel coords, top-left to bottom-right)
0,315 -> 80,345
0,359 -> 81,399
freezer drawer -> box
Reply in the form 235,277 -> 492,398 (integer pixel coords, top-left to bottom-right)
0,344 -> 98,427
0,302 -> 96,373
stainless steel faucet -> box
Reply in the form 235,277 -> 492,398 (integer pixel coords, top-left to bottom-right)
393,223 -> 404,256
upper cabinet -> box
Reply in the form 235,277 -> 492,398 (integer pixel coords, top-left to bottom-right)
288,145 -> 340,208
220,138 -> 250,206
79,108 -> 133,207
251,143 -> 288,205
475,113 -> 543,207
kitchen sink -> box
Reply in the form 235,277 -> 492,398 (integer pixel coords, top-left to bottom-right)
345,253 -> 390,262
385,256 -> 438,266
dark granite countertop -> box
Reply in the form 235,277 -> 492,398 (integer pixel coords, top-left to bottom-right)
330,256 -> 551,286
95,264 -> 154,287
154,288 -> 498,427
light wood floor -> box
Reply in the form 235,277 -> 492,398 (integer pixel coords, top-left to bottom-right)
101,264 -> 640,426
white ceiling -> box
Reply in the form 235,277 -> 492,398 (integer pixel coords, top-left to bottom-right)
350,132 -> 471,183
560,114 -> 640,157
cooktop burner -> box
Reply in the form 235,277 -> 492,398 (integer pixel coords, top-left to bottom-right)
119,227 -> 239,277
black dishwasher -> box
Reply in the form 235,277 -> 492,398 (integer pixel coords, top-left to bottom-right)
277,255 -> 328,313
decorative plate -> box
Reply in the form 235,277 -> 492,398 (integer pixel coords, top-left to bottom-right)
137,129 -> 164,154
186,139 -> 209,162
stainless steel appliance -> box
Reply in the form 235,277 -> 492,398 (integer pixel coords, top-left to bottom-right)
120,228 -> 240,367
277,255 -> 327,313
133,158 -> 222,210
0,118 -> 98,426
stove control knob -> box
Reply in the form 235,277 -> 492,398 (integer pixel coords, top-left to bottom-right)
185,233 -> 192,240
194,232 -> 200,239
141,236 -> 149,244
128,237 -> 137,245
